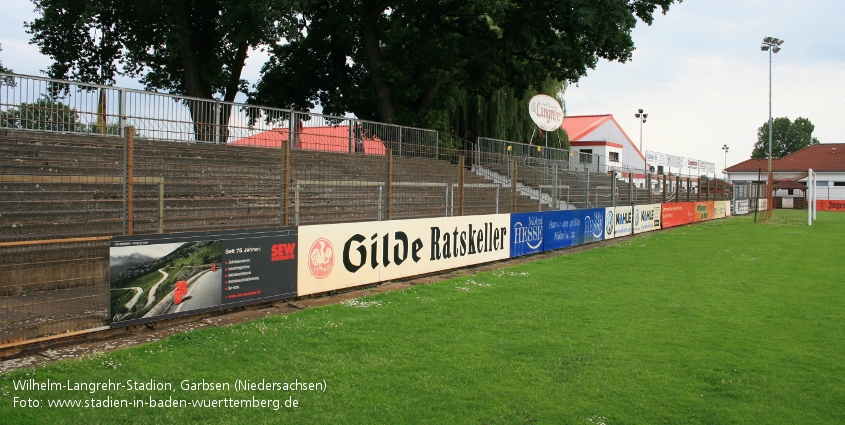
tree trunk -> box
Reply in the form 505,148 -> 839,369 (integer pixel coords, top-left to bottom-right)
360,1 -> 396,123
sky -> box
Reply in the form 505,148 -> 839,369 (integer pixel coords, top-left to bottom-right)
2,0 -> 844,174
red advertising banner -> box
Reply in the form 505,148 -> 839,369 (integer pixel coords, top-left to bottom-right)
817,200 -> 845,211
661,202 -> 695,228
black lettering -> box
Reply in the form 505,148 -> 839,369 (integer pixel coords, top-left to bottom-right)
343,234 -> 367,273
412,239 -> 423,262
500,227 -> 507,250
443,231 -> 452,259
370,233 -> 379,269
460,231 -> 467,256
393,231 -> 408,265
382,233 -> 391,267
430,227 -> 441,260
468,224 -> 477,254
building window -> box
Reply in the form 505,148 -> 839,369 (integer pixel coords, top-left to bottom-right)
834,182 -> 845,187
609,152 -> 620,162
579,149 -> 593,163
787,189 -> 794,195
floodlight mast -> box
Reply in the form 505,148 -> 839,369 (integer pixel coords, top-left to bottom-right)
635,109 -> 648,173
761,37 -> 784,193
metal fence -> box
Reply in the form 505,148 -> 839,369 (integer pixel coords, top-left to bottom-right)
0,72 -> 732,346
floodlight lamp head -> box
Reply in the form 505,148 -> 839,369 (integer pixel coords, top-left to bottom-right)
773,38 -> 784,45
635,113 -> 641,118
773,46 -> 781,53
761,45 -> 770,51
764,36 -> 774,43
643,113 -> 648,119
638,108 -> 644,113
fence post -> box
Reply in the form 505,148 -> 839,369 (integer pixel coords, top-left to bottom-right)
281,140 -> 291,226
458,155 -> 465,216
386,149 -> 393,220
552,163 -> 559,210
676,175 -> 681,202
378,185 -> 383,221
496,185 -> 500,214
294,183 -> 301,225
214,100 -> 221,144
629,172 -> 634,206
118,89 -> 126,138
511,160 -> 518,212
662,174 -> 667,203
581,167 -> 588,209
127,129 -> 135,235
611,171 -> 617,209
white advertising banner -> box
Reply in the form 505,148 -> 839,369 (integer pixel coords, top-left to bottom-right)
646,150 -> 666,167
610,206 -> 634,238
298,214 -> 510,296
667,154 -> 684,168
713,201 -> 730,219
758,198 -> 769,211
604,208 -> 616,239
633,203 -> 662,234
685,158 -> 699,171
734,200 -> 749,215
701,161 -> 716,175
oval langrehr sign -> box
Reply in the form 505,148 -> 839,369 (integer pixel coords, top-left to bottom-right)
528,95 -> 564,131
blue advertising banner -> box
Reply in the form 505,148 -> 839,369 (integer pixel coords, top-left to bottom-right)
510,212 -> 544,257
543,209 -> 578,251
578,208 -> 607,244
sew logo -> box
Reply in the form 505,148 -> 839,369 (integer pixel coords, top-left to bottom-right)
271,243 -> 296,262
308,238 -> 334,279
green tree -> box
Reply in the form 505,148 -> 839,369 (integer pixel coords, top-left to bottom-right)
0,99 -> 83,132
251,0 -> 678,138
26,0 -> 296,141
0,43 -> 11,74
752,117 -> 820,159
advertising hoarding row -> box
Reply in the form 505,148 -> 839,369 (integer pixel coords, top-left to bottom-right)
109,203 -> 733,327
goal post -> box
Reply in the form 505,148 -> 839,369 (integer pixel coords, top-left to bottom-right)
808,168 -> 817,225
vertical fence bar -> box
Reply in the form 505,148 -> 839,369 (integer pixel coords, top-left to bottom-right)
458,155 -> 465,216
584,168 -> 590,209
662,174 -> 667,203
282,140 -> 291,226
386,149 -> 393,220
629,172 -> 634,206
611,171 -> 617,208
127,129 -> 135,235
294,183 -> 301,226
511,161 -> 518,212
552,164 -> 558,210
158,182 -> 164,233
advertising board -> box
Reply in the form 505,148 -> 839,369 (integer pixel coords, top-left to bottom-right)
817,200 -> 845,211
511,212 -> 545,257
298,214 -> 510,296
109,228 -> 298,327
661,202 -> 695,228
633,204 -> 661,234
694,201 -> 714,222
734,199 -> 749,215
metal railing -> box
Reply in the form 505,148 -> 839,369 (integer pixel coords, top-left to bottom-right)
0,72 -> 732,346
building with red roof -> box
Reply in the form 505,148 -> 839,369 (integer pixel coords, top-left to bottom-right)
229,124 -> 385,155
561,114 -> 647,174
725,143 -> 845,200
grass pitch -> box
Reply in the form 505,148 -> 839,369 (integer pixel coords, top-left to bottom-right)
2,213 -> 843,424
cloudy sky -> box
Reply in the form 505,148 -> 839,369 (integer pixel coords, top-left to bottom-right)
3,1 -> 843,174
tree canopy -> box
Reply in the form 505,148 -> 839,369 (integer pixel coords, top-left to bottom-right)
26,0 -> 679,143
0,44 -> 11,74
752,117 -> 820,159
251,0 -> 678,137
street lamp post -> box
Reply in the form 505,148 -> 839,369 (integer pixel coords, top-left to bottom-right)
761,37 -> 784,189
722,144 -> 729,179
635,108 -> 648,173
